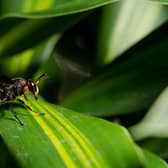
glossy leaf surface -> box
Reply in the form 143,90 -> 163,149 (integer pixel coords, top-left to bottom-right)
0,96 -> 141,168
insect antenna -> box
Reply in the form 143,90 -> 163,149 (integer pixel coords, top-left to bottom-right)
36,73 -> 48,84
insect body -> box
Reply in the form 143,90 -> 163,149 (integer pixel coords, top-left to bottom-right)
0,73 -> 48,125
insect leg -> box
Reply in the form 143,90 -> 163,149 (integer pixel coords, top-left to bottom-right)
17,98 -> 45,116
17,98 -> 33,111
24,95 -> 28,101
10,103 -> 24,126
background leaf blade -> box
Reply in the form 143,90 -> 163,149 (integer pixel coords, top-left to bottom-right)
62,22 -> 168,116
1,0 -> 117,18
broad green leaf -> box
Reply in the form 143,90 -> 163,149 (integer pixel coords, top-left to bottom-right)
1,0 -> 117,18
97,0 -> 168,65
0,96 -> 142,168
62,22 -> 168,116
130,86 -> 168,140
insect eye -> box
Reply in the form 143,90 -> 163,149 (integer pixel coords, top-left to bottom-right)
30,82 -> 36,91
31,82 -> 34,87
29,81 -> 39,99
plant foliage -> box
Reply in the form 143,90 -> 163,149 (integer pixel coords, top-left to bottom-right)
0,0 -> 168,168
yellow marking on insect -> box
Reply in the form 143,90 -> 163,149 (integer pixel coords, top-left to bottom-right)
32,113 -> 77,168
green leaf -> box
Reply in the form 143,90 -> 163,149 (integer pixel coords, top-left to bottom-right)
139,138 -> 168,158
0,14 -> 86,57
62,22 -> 168,117
0,0 -> 118,58
1,0 -> 117,18
97,0 -> 168,65
0,96 -> 142,168
0,35 -> 59,76
130,86 -> 168,140
149,0 -> 168,5
143,149 -> 168,168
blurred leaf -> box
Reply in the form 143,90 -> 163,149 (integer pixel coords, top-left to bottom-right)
0,35 -> 59,76
97,0 -> 168,66
143,149 -> 168,168
0,14 -> 87,57
34,53 -> 61,102
150,0 -> 168,4
0,96 -> 142,168
0,0 -> 117,58
54,13 -> 99,100
1,0 -> 117,18
130,86 -> 168,140
139,138 -> 168,158
62,22 -> 168,116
